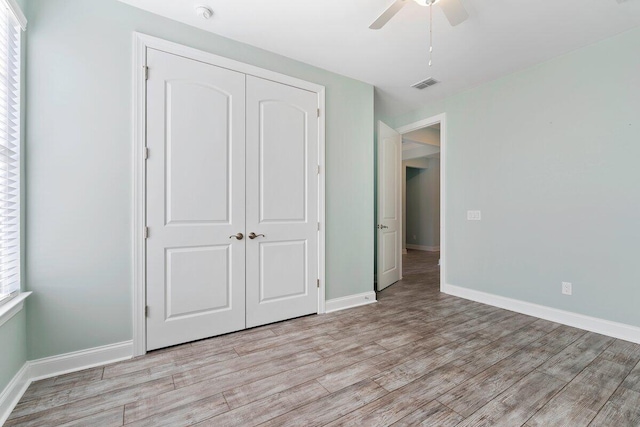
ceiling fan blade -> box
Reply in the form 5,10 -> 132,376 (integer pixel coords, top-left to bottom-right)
438,0 -> 469,26
369,0 -> 408,30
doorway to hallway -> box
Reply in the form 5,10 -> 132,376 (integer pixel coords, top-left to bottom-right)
376,113 -> 446,293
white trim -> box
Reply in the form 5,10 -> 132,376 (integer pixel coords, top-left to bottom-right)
396,113 -> 447,293
406,244 -> 440,252
317,89 -> 326,314
0,341 -> 133,424
0,363 -> 29,425
325,291 -> 377,313
0,292 -> 30,328
28,341 -> 133,382
133,33 -> 327,351
2,0 -> 27,30
132,34 -> 147,357
134,33 -> 324,93
396,116 -> 444,135
442,284 -> 640,344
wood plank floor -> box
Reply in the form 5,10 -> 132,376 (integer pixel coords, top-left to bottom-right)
7,250 -> 640,426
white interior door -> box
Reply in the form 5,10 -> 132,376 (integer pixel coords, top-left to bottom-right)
377,121 -> 402,290
245,75 -> 319,328
146,49 -> 246,350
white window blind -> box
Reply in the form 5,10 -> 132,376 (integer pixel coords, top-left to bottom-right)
0,1 -> 21,304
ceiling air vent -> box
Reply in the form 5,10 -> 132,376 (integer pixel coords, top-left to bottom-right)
412,78 -> 439,90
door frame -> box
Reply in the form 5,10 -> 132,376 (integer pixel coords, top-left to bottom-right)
132,33 -> 326,357
395,113 -> 446,293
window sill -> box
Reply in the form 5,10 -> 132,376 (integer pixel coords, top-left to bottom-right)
0,292 -> 32,328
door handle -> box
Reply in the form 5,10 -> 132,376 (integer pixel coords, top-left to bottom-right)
229,233 -> 244,240
377,224 -> 389,229
248,232 -> 265,240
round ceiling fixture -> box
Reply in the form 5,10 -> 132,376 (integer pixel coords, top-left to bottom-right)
195,5 -> 213,20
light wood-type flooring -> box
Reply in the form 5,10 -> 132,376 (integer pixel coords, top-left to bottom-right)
7,250 -> 640,426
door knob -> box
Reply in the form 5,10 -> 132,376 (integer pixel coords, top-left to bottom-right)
229,233 -> 244,240
378,224 -> 389,229
248,232 -> 265,240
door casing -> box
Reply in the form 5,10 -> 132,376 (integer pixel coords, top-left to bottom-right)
132,33 -> 326,357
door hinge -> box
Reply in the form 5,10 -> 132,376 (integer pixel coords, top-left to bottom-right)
145,306 -> 149,317
317,222 -> 320,231
143,66 -> 149,81
317,165 -> 320,175
317,108 -> 320,118
144,147 -> 149,160
144,227 -> 149,239
317,279 -> 320,288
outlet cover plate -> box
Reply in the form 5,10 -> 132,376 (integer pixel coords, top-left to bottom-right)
562,282 -> 572,295
467,210 -> 481,221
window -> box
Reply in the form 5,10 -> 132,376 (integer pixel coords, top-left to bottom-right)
0,0 -> 25,306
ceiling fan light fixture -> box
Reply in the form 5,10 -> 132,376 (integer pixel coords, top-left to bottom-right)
414,0 -> 439,6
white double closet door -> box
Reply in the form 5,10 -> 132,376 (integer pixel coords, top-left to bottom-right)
146,49 -> 319,351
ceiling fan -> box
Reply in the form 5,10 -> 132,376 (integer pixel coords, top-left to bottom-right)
370,0 -> 469,67
369,0 -> 469,30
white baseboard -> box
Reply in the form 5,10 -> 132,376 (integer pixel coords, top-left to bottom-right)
29,341 -> 133,382
0,363 -> 30,426
406,244 -> 440,252
442,284 -> 640,344
326,291 -> 377,313
0,340 -> 133,423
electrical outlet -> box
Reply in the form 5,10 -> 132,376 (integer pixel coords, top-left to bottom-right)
562,282 -> 572,295
467,210 -> 481,221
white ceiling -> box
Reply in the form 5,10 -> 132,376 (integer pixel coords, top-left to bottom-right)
119,0 -> 640,118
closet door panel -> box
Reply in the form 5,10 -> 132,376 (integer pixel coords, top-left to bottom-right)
165,81 -> 230,224
245,76 -> 319,327
259,101 -> 307,222
146,48 -> 246,350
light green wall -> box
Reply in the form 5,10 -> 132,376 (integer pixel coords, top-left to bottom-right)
406,158 -> 440,248
0,311 -> 27,391
25,0 -> 374,359
394,27 -> 640,327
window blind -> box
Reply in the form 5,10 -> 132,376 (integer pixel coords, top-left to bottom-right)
0,2 -> 21,303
